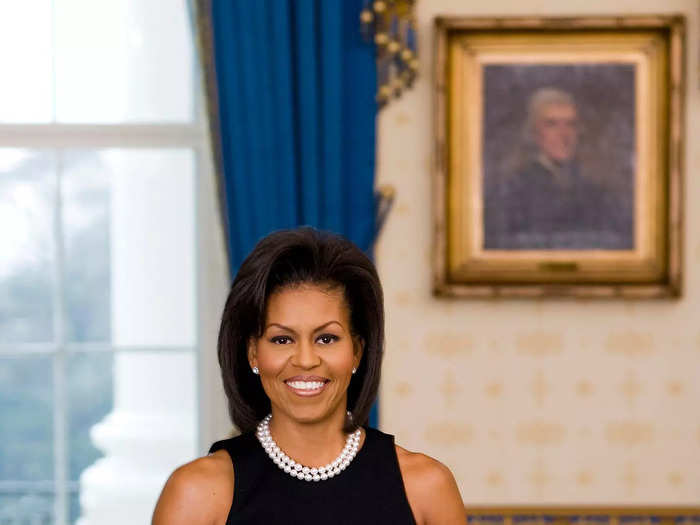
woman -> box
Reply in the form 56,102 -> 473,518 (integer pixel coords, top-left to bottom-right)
153,228 -> 465,524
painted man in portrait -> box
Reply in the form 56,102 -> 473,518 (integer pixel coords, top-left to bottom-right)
484,87 -> 634,250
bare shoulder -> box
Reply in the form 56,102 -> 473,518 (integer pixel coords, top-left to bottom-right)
395,444 -> 465,525
152,450 -> 233,525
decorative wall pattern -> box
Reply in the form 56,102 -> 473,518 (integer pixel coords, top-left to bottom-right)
376,0 -> 700,505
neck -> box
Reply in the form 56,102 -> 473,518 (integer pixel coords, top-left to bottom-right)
267,406 -> 350,468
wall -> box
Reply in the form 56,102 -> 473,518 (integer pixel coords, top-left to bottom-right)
376,0 -> 700,504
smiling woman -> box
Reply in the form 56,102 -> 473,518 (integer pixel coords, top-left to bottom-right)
151,228 -> 465,524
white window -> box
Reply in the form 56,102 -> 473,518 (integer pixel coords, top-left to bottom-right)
0,1 -> 226,523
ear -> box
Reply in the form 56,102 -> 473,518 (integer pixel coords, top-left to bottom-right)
247,337 -> 258,370
352,335 -> 365,369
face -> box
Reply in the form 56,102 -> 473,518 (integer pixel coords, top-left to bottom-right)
534,102 -> 579,163
248,283 -> 363,425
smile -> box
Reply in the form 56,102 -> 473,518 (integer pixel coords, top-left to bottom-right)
284,377 -> 329,397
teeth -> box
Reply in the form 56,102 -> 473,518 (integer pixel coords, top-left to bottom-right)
287,381 -> 325,390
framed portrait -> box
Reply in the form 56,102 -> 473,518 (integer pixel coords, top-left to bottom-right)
433,16 -> 685,298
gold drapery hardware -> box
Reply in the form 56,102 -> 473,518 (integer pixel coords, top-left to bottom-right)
360,0 -> 418,108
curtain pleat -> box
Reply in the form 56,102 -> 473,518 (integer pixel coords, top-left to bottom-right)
319,2 -> 343,232
294,0 -> 321,228
340,0 -> 377,250
268,0 -> 298,229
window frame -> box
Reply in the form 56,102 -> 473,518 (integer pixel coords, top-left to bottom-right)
0,79 -> 212,525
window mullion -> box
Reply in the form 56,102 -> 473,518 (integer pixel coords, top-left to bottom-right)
51,150 -> 68,525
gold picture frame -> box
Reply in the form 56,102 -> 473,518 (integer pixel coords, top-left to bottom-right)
433,16 -> 684,298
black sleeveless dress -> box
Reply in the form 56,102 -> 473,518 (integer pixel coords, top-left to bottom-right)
208,427 -> 417,524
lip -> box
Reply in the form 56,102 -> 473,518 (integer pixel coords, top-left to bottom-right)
284,376 -> 330,397
285,375 -> 329,382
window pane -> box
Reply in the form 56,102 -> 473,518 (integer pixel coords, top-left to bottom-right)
0,493 -> 54,524
69,490 -> 80,524
55,0 -> 194,123
67,352 -> 113,481
0,357 -> 53,481
0,1 -> 52,123
62,153 -> 111,343
0,150 -> 55,343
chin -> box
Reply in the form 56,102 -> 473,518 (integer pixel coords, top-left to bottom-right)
281,403 -> 338,424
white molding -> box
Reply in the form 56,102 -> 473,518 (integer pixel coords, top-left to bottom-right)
0,124 -> 204,149
0,344 -> 197,356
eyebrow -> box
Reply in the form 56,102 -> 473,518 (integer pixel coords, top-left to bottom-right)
265,321 -> 343,334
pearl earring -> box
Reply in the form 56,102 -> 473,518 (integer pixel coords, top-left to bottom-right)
252,366 -> 259,375
351,367 -> 357,375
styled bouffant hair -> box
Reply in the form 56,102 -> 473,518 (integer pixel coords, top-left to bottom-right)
217,227 -> 384,434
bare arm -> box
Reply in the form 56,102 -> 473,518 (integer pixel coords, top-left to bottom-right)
152,451 -> 233,525
396,446 -> 465,525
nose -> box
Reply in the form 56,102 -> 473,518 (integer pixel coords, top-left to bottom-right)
291,340 -> 321,369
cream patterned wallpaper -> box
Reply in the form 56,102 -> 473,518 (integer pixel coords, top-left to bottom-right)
375,0 -> 700,505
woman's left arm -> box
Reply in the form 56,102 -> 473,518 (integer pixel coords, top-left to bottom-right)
397,446 -> 466,525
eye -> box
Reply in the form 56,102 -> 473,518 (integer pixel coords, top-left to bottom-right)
270,335 -> 293,345
316,334 -> 338,345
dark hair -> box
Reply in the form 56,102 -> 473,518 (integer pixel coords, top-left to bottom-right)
217,227 -> 384,434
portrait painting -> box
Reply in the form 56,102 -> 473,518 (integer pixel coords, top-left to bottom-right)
482,65 -> 636,251
433,16 -> 684,298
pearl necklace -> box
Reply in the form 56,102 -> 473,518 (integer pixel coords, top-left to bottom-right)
255,414 -> 362,482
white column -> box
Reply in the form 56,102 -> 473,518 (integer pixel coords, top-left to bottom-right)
77,150 -> 196,524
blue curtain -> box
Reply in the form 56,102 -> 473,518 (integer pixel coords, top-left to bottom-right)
196,0 -> 379,425
199,0 -> 377,270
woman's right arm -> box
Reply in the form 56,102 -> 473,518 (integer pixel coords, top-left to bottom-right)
152,451 -> 234,525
